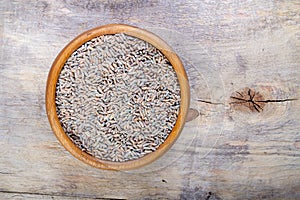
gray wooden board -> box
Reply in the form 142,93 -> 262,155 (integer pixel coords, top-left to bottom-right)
0,0 -> 299,199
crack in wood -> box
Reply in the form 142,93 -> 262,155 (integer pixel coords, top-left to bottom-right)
256,98 -> 298,103
197,99 -> 224,105
0,190 -> 125,200
0,172 -> 14,175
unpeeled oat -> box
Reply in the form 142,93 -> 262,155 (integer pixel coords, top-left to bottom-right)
55,33 -> 181,162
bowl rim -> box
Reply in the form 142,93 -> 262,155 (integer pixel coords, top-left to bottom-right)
46,24 -> 190,170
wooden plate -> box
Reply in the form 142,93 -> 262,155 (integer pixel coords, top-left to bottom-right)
46,24 -> 190,170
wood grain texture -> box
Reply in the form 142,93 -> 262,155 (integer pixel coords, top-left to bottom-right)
1,0 -> 299,199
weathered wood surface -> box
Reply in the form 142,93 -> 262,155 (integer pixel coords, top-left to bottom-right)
0,0 -> 299,199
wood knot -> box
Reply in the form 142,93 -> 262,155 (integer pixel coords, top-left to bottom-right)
229,87 -> 265,113
227,85 -> 297,124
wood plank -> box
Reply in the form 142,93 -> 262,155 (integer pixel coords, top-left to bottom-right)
0,0 -> 299,199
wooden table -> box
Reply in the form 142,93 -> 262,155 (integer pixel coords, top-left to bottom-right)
1,0 -> 299,199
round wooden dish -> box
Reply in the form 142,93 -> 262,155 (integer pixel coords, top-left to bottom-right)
46,24 -> 190,170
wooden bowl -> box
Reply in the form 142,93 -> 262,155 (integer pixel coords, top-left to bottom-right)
46,24 -> 190,170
